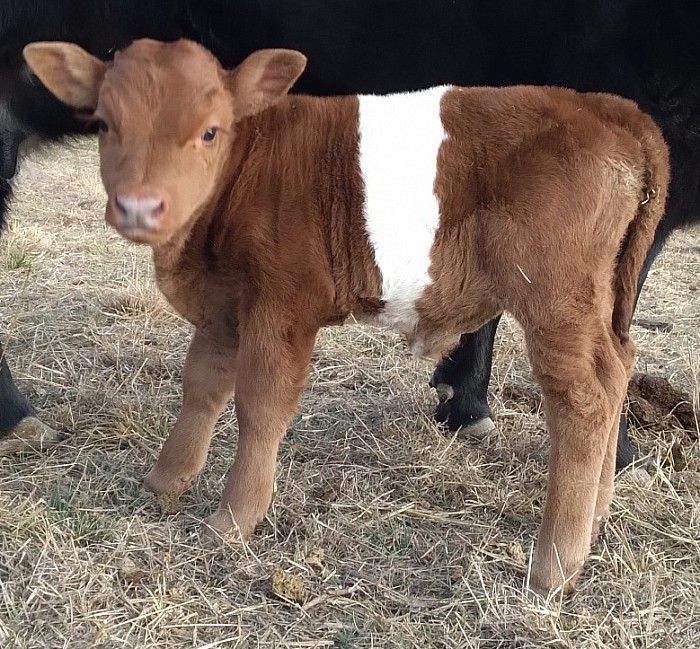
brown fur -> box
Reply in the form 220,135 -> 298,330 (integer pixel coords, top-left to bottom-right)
23,38 -> 669,594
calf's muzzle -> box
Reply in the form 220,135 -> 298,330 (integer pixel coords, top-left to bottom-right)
109,191 -> 167,242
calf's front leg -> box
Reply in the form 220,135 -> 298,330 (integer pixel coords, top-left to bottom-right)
205,326 -> 317,538
144,330 -> 238,510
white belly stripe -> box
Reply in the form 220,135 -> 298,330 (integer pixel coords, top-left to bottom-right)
358,86 -> 447,329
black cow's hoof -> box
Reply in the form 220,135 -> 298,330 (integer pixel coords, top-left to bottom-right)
0,416 -> 62,457
431,380 -> 495,437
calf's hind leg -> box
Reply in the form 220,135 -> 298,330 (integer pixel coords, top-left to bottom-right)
144,330 -> 238,510
431,319 -> 637,470
205,326 -> 317,538
592,338 -> 636,541
526,321 -> 629,594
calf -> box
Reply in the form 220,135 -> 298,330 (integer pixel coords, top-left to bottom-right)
24,38 -> 668,593
5,2 -> 700,471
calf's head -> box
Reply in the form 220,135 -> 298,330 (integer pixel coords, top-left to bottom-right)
23,39 -> 307,245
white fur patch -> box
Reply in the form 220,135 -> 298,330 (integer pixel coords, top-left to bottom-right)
358,86 -> 446,330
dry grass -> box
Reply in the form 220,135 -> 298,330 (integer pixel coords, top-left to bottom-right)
0,140 -> 699,648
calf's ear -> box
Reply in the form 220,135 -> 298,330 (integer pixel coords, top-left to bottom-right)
23,42 -> 106,110
228,49 -> 307,118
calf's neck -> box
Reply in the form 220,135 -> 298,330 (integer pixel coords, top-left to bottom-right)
24,38 -> 669,594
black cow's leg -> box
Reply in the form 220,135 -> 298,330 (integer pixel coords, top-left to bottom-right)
431,317 -> 500,436
0,339 -> 35,436
0,178 -> 60,453
0,176 -> 10,230
0,179 -> 34,437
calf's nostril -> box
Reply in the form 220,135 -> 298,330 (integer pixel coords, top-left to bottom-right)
140,196 -> 165,217
114,194 -> 129,215
151,199 -> 165,216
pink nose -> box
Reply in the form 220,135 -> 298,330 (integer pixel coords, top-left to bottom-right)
112,193 -> 166,233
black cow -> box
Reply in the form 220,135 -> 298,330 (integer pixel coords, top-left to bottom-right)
2,0 -> 700,469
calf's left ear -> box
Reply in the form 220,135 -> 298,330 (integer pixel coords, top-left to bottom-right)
23,42 -> 107,110
228,49 -> 307,119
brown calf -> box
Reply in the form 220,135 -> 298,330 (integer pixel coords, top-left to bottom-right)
24,38 -> 669,594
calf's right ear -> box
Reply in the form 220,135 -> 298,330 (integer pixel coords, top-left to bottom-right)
228,49 -> 307,118
23,42 -> 106,110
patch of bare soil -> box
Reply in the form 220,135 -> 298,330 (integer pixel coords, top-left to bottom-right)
627,372 -> 699,437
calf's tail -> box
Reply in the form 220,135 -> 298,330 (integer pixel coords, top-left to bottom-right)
611,128 -> 670,344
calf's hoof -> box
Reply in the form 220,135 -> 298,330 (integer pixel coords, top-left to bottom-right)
530,553 -> 582,597
590,514 -> 606,545
0,417 -> 62,457
143,468 -> 193,514
203,507 -> 260,540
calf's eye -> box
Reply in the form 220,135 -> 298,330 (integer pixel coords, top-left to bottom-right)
95,118 -> 109,134
202,127 -> 218,143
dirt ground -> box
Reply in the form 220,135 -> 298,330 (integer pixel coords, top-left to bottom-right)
0,140 -> 698,648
